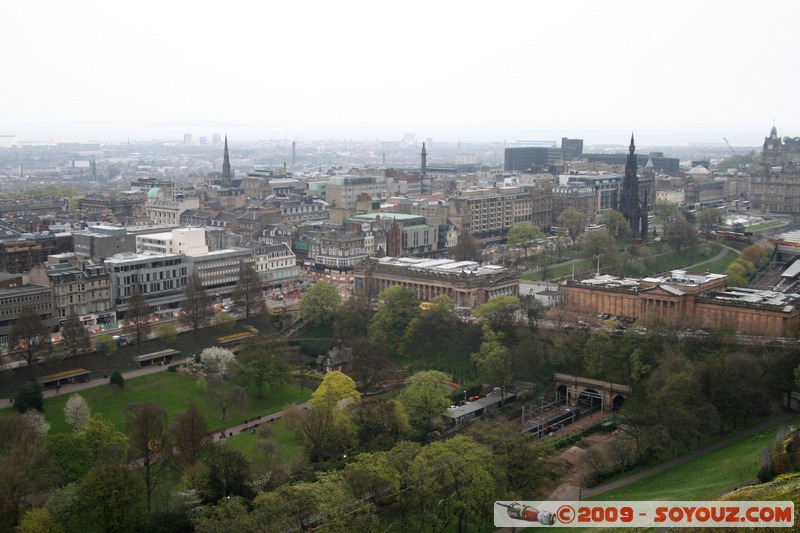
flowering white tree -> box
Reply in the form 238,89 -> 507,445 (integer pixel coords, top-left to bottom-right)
200,347 -> 236,379
23,409 -> 50,437
64,393 -> 91,431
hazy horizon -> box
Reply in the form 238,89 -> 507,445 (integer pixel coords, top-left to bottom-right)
4,1 -> 798,148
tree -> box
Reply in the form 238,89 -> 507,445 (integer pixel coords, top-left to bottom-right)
348,398 -> 410,450
93,333 -> 117,356
599,209 -> 633,242
64,393 -> 91,431
124,286 -> 151,349
310,370 -> 360,408
180,273 -> 213,337
345,337 -> 391,390
401,295 -> 460,359
299,280 -> 341,325
473,295 -> 520,335
124,402 -> 171,514
59,311 -> 92,362
333,294 -> 371,340
583,328 -> 617,379
13,381 -> 43,413
741,244 -> 769,267
0,413 -> 55,528
45,433 -> 95,485
79,414 -> 128,464
580,230 -> 621,274
10,306 -> 52,375
109,370 -> 125,389
293,402 -> 358,463
23,409 -> 50,437
652,200 -> 681,237
451,231 -> 481,262
367,286 -> 420,356
664,217 -> 699,252
229,335 -> 291,399
17,508 -> 66,533
170,402 -> 211,471
698,208 -> 722,241
402,435 -> 498,533
232,263 -> 265,323
557,207 -> 587,244
74,462 -> 147,533
471,326 -> 514,404
155,322 -> 177,344
396,370 -> 453,432
506,221 -> 545,258
203,446 -> 252,500
212,311 -> 236,330
200,347 -> 236,378
204,375 -> 247,421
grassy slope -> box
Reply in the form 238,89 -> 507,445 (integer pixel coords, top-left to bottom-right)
592,427 -> 776,502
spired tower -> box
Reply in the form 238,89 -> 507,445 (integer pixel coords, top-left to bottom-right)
620,134 -> 641,237
420,142 -> 428,177
222,135 -> 232,187
762,125 -> 783,169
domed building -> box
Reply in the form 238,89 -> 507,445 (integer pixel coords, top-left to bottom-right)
147,186 -> 162,201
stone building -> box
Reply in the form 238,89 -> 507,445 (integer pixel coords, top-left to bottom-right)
750,126 -> 800,213
354,257 -> 520,308
561,270 -> 800,337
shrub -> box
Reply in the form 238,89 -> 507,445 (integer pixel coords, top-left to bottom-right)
94,334 -> 117,356
14,381 -> 44,413
757,463 -> 775,483
156,323 -> 178,344
109,370 -> 125,389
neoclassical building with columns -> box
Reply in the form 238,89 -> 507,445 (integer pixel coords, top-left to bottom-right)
353,257 -> 519,308
561,270 -> 800,337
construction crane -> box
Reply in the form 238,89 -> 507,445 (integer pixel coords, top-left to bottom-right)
723,138 -> 738,158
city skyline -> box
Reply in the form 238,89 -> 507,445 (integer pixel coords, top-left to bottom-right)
3,1 -> 799,146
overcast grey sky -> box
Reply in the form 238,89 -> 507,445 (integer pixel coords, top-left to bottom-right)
3,0 -> 798,145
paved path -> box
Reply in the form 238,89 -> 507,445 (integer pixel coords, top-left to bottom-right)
0,357 -> 192,410
1,357 -> 310,444
212,402 -> 310,443
581,413 -> 790,501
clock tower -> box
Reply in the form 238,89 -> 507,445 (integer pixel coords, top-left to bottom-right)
762,125 -> 782,169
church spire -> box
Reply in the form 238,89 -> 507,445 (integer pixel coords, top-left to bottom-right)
629,133 -> 635,155
222,135 -> 231,187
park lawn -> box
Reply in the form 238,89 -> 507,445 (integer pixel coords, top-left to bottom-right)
591,427 -> 776,502
222,418 -> 304,473
686,248 -> 740,275
39,372 -> 311,436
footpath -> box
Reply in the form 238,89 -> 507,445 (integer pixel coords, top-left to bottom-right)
0,357 -> 309,442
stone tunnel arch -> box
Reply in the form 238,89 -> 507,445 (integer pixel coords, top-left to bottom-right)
612,394 -> 626,411
556,384 -> 568,404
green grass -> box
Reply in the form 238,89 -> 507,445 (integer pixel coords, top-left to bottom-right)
686,248 -> 739,274
592,427 -> 776,502
222,418 -> 304,473
35,372 -> 311,436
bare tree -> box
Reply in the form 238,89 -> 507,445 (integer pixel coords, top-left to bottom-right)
180,273 -> 213,337
450,231 -> 481,262
232,262 -> 266,323
10,306 -> 52,376
204,375 -> 247,421
124,286 -> 151,350
124,402 -> 171,514
170,402 -> 210,471
60,311 -> 92,362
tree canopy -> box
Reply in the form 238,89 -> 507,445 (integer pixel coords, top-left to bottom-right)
299,280 -> 341,325
367,286 -> 420,356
